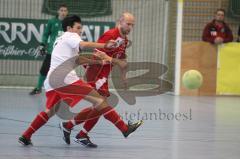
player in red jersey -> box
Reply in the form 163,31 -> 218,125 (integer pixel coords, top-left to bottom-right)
60,12 -> 143,148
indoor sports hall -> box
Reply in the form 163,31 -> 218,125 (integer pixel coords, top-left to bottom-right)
0,0 -> 240,159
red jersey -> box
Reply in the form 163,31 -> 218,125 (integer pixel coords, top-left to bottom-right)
86,27 -> 128,82
84,27 -> 128,97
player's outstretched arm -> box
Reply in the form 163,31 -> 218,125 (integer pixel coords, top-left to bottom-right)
111,58 -> 127,69
79,40 -> 117,49
94,49 -> 127,69
75,51 -> 112,65
75,55 -> 102,65
114,59 -> 128,89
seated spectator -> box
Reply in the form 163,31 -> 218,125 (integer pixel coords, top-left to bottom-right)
202,9 -> 233,44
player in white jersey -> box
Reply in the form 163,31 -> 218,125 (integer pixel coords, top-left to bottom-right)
18,15 -> 117,146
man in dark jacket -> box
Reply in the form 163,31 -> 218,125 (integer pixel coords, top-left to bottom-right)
202,9 -> 233,44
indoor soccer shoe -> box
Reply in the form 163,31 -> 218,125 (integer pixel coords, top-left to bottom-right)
59,122 -> 71,145
74,136 -> 98,148
29,88 -> 42,95
122,120 -> 143,138
18,136 -> 33,146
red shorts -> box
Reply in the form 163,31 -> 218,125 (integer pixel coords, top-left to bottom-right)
45,80 -> 93,109
85,65 -> 110,97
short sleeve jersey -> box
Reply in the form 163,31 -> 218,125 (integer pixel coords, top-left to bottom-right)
85,28 -> 128,82
44,32 -> 82,91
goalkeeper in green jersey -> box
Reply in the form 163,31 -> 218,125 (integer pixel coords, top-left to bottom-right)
30,4 -> 68,95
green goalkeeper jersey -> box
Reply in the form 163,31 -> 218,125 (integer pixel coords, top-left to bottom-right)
41,16 -> 64,54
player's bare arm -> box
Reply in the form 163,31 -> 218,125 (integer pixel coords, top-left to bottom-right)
110,58 -> 128,89
120,67 -> 128,89
76,51 -> 113,65
79,40 -> 117,49
75,55 -> 102,65
111,58 -> 127,69
93,49 -> 127,69
116,59 -> 128,89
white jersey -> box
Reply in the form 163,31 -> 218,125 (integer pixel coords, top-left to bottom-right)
44,32 -> 83,92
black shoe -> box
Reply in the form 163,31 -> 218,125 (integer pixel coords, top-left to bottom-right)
122,120 -> 143,138
18,136 -> 33,146
74,136 -> 98,148
59,122 -> 71,145
29,88 -> 42,95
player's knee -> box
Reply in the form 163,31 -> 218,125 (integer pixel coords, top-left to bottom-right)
95,96 -> 105,105
45,109 -> 55,118
94,97 -> 108,110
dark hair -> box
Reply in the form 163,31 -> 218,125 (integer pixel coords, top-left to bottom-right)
62,15 -> 82,32
215,8 -> 225,15
58,3 -> 68,9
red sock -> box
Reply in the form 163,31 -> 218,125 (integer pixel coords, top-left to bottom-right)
84,117 -> 100,132
64,107 -> 93,130
23,111 -> 49,140
76,117 -> 100,138
67,106 -> 128,134
103,106 -> 128,132
83,106 -> 128,132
